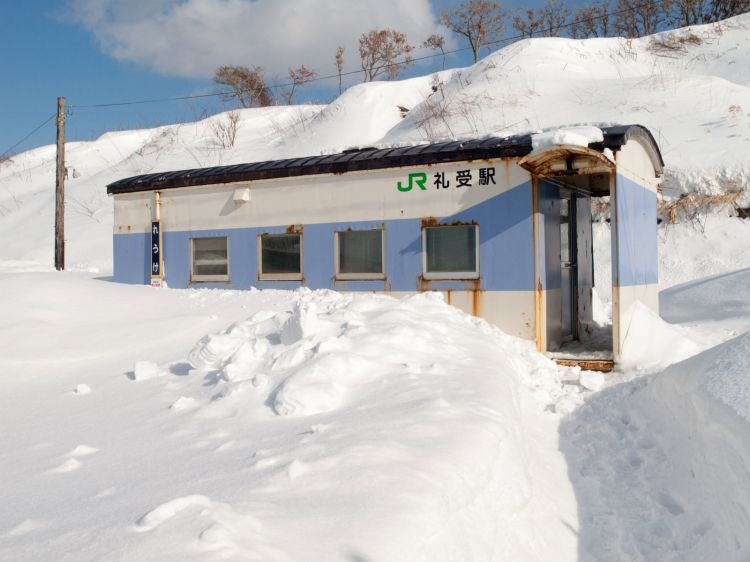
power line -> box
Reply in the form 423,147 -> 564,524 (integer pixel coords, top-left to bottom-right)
74,91 -> 225,109
1,113 -> 57,157
70,0 -> 660,111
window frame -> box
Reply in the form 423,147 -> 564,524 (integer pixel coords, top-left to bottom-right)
334,228 -> 386,281
421,224 -> 480,280
190,236 -> 230,283
258,232 -> 304,281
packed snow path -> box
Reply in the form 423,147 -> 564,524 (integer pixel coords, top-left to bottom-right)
560,268 -> 750,561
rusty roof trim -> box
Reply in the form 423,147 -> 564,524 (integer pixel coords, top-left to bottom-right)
518,145 -> 616,177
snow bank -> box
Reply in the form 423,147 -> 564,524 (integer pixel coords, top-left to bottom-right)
629,332 -> 750,559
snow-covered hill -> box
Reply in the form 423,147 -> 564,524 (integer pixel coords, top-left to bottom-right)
0,14 -> 748,273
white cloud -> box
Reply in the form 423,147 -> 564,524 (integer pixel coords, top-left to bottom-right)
66,0 -> 446,81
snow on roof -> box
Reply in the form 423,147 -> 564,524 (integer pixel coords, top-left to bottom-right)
531,126 -> 604,152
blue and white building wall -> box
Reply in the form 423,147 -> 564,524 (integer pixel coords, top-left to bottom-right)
113,159 -> 539,341
612,140 -> 660,358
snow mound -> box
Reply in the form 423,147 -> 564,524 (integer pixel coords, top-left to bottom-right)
531,126 -> 603,151
165,289 -> 582,560
661,267 -> 750,327
188,289 -> 570,419
619,302 -> 702,371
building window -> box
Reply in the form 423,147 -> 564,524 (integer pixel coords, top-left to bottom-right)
422,225 -> 479,279
259,233 -> 303,280
335,229 -> 385,280
191,237 -> 229,282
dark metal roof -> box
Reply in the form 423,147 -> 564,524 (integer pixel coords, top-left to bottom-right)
107,125 -> 664,195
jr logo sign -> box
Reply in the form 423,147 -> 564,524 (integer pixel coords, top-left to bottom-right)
397,172 -> 427,192
397,167 -> 497,193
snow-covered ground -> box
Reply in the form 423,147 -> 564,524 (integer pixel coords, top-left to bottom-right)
0,273 -> 584,561
1,14 -> 749,562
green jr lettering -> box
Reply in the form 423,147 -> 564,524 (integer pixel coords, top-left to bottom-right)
397,172 -> 427,192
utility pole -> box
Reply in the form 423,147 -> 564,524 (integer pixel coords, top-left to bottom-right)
55,97 -> 66,271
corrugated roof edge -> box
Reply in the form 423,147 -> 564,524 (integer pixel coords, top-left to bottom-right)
107,125 -> 663,194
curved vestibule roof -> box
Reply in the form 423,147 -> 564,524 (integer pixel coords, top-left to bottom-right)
106,125 -> 664,195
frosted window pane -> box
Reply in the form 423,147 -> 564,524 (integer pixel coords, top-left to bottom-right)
339,230 -> 383,274
193,237 -> 228,276
262,234 -> 301,274
425,226 -> 477,273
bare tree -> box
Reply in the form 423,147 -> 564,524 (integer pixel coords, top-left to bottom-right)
335,46 -> 345,95
537,0 -> 571,36
512,8 -> 544,37
423,34 -> 447,70
513,0 -> 569,38
571,1 -> 611,38
441,0 -> 507,63
709,0 -> 749,21
358,29 -> 415,81
283,65 -> 317,105
213,65 -> 275,108
613,0 -> 667,37
665,0 -> 711,25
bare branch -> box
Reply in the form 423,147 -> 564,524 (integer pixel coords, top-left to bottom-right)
213,65 -> 275,108
359,29 -> 415,81
284,65 -> 318,105
441,0 -> 507,63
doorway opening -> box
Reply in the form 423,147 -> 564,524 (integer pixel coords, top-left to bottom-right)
520,146 -> 615,370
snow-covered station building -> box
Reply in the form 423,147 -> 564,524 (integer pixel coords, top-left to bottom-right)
107,124 -> 663,367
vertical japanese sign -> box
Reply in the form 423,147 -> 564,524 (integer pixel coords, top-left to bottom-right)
150,220 -> 162,287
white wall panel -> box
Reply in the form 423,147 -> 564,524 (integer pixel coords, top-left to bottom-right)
113,160 -> 531,233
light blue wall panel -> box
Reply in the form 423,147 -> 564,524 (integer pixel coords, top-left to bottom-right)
113,233 -> 150,284
614,174 -> 658,287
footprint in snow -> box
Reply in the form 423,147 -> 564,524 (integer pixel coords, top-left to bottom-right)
95,487 -> 117,499
134,495 -> 214,532
48,458 -> 82,474
66,444 -> 99,457
169,396 -> 198,412
658,491 -> 686,516
47,444 -> 99,473
72,384 -> 91,395
5,519 -> 45,537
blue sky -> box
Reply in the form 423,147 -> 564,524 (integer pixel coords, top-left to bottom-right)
0,0 -> 546,155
